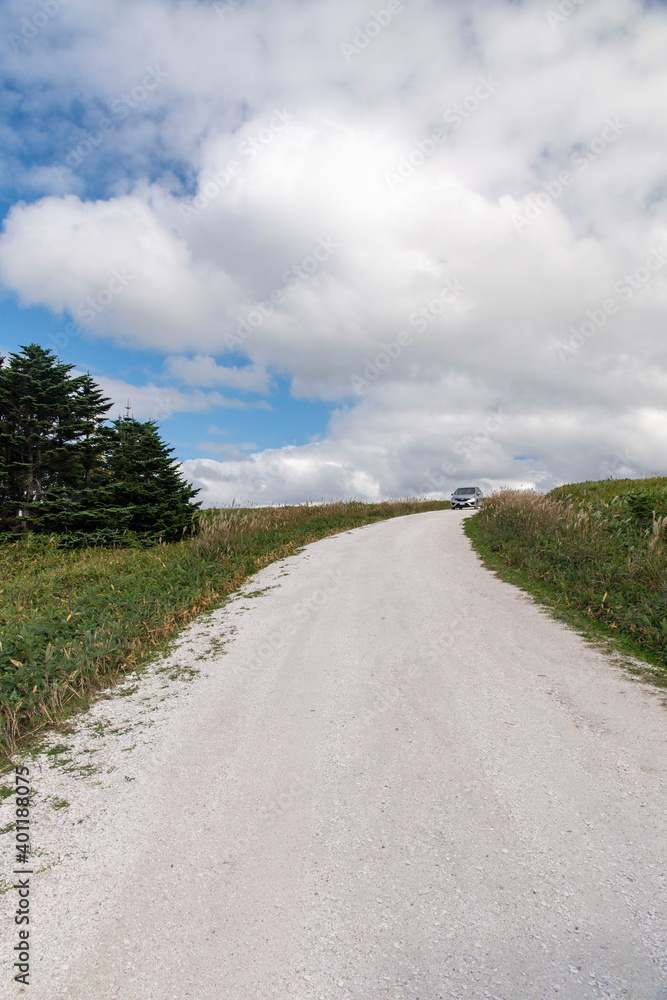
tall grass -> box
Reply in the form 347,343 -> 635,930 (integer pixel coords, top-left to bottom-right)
466,478 -> 667,677
0,499 -> 447,755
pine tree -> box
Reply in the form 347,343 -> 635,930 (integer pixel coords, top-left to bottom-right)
103,415 -> 201,538
71,373 -> 116,489
0,344 -> 112,532
0,344 -> 200,540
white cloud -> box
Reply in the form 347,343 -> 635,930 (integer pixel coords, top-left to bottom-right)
164,354 -> 271,393
89,375 -> 272,422
0,194 -> 228,347
180,374 -> 664,506
195,440 -> 258,461
2,0 -> 667,499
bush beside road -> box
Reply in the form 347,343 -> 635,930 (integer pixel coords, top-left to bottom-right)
466,476 -> 667,682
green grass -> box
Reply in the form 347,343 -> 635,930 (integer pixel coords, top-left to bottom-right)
0,499 -> 448,757
48,796 -> 69,810
465,477 -> 667,683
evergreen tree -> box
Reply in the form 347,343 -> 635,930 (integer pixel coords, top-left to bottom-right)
0,344 -> 112,532
71,372 -> 116,489
0,344 -> 200,540
103,415 -> 201,538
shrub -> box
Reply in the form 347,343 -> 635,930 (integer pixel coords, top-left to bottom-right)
468,478 -> 667,673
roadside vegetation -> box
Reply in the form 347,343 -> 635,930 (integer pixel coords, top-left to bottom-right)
465,476 -> 667,682
0,499 -> 448,757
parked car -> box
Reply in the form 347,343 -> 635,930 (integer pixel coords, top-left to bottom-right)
450,486 -> 483,509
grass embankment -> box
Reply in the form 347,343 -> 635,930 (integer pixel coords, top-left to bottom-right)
0,499 -> 447,757
465,477 -> 667,682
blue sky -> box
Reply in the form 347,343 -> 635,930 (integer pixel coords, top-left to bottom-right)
0,298 -> 332,462
1,0 -> 666,505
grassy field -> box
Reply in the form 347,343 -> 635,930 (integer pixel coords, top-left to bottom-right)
465,476 -> 667,682
0,499 -> 448,757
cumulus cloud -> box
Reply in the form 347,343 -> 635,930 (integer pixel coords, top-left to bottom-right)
0,194 -> 229,347
182,374 -> 657,506
163,355 -> 271,394
1,0 -> 666,501
89,375 -> 272,422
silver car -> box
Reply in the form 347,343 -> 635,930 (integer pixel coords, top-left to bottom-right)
451,486 -> 483,509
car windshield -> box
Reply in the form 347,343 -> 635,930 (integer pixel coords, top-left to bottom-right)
454,488 -> 476,495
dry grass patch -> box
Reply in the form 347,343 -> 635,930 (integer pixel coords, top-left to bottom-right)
466,480 -> 667,680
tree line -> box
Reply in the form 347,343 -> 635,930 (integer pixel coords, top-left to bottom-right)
0,344 -> 200,543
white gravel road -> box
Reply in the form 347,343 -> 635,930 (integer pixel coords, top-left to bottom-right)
2,510 -> 667,1000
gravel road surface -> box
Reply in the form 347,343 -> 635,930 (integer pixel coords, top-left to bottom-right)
3,510 -> 667,1000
